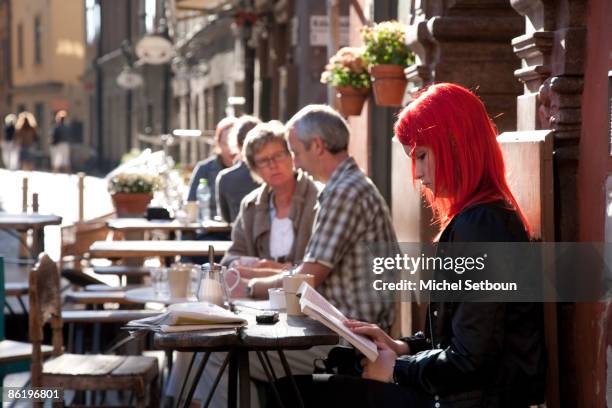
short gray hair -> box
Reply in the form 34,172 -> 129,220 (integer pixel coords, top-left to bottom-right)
285,104 -> 349,154
243,122 -> 289,171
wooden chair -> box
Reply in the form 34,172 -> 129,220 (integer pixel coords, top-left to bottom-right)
0,256 -> 53,386
29,253 -> 159,407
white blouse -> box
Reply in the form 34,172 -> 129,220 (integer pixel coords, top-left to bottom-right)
269,195 -> 294,260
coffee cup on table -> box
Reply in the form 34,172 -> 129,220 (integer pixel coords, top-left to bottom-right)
283,274 -> 315,315
168,263 -> 194,298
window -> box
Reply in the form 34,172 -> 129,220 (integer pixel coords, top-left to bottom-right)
145,0 -> 156,33
34,15 -> 42,64
17,22 -> 23,68
85,0 -> 100,44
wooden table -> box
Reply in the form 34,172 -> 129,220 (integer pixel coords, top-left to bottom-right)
88,240 -> 232,259
107,218 -> 231,235
0,213 -> 62,256
154,308 -> 339,408
125,287 -> 196,305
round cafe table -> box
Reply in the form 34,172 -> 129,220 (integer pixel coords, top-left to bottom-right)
125,287 -> 197,305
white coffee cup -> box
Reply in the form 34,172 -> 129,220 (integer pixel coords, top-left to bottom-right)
168,264 -> 194,298
268,288 -> 286,310
283,274 -> 315,315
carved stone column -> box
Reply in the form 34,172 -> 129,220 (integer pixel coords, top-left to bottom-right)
402,0 -> 524,132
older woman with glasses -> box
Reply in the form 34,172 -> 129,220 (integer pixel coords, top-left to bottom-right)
221,121 -> 320,286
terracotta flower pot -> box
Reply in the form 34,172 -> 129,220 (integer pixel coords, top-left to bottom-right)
369,64 -> 408,107
111,192 -> 153,217
336,86 -> 369,116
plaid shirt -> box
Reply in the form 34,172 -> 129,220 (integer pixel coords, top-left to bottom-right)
303,157 -> 397,331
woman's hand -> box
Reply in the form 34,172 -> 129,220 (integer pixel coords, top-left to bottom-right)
345,320 -> 410,355
231,259 -> 285,279
361,341 -> 397,383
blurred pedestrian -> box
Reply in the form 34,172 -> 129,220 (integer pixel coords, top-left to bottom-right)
2,113 -> 17,169
14,112 -> 38,171
50,110 -> 71,173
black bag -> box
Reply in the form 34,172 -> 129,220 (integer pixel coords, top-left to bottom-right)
314,346 -> 364,377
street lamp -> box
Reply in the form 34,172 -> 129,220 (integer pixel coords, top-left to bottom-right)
116,65 -> 144,89
135,33 -> 175,65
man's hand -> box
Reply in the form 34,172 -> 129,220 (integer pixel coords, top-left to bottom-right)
345,320 -> 410,355
361,341 -> 397,383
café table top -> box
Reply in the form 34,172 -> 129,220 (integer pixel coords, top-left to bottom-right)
125,287 -> 274,308
107,218 -> 231,234
125,287 -> 197,305
153,308 -> 340,352
0,213 -> 62,229
88,240 -> 232,259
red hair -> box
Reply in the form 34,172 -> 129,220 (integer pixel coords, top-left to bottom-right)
394,83 -> 530,237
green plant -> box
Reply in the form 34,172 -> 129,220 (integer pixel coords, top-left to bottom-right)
108,172 -> 161,194
361,21 -> 414,67
320,47 -> 370,89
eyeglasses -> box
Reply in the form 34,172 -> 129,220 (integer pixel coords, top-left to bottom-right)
254,150 -> 291,169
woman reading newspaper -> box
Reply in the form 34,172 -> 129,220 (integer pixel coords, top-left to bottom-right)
278,83 -> 546,407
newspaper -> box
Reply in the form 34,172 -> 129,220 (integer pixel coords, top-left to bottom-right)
298,282 -> 379,361
126,302 -> 247,333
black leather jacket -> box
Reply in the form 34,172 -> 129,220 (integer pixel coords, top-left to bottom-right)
394,202 -> 546,407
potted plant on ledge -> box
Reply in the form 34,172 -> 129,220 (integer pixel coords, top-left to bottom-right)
361,21 -> 414,107
108,172 -> 161,217
321,47 -> 371,117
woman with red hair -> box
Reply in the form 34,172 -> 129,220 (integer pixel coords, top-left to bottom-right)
277,83 -> 546,407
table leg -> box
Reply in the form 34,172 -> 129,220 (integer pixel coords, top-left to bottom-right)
277,350 -> 304,408
228,351 -> 238,408
238,350 -> 250,408
176,352 -> 198,408
255,351 -> 284,408
203,352 -> 232,408
181,351 -> 211,408
32,227 -> 44,256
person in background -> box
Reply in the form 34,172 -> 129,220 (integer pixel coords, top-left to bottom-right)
186,116 -> 237,219
50,110 -> 72,173
14,112 -> 38,171
215,115 -> 261,223
276,83 -> 546,408
2,114 -> 17,169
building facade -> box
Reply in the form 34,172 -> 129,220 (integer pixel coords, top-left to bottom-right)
9,0 -> 86,155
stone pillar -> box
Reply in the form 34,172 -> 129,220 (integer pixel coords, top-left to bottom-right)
510,2 -> 588,407
402,0 -> 524,132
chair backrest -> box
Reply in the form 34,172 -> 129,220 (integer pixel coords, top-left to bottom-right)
28,253 -> 63,387
60,212 -> 114,271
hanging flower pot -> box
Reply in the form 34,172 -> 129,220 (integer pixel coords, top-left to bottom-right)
321,47 -> 371,116
336,86 -> 369,116
361,21 -> 414,107
369,64 -> 408,107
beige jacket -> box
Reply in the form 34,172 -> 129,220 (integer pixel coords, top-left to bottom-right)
221,170 -> 320,265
